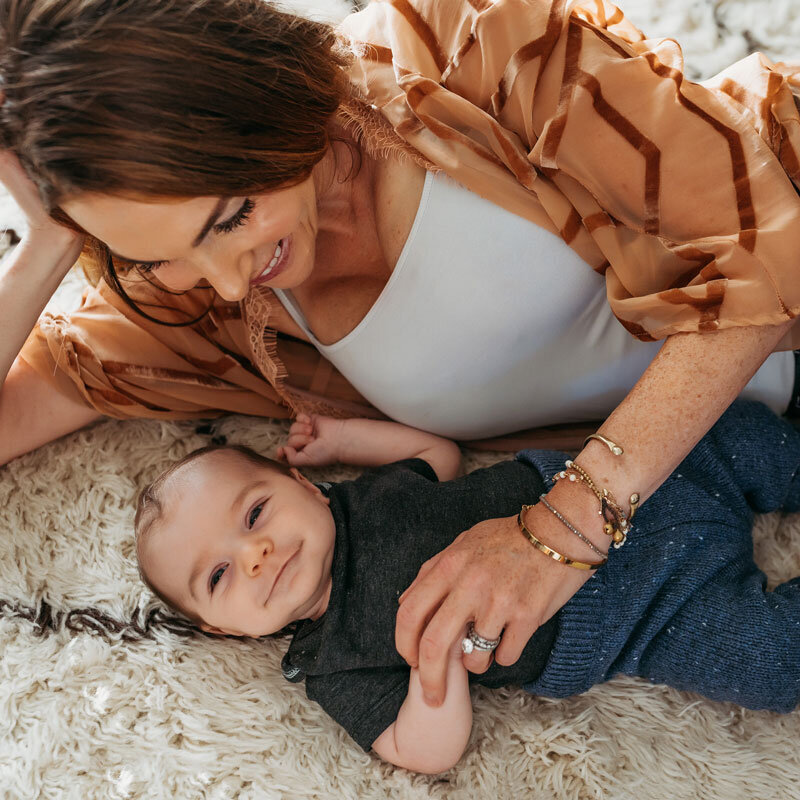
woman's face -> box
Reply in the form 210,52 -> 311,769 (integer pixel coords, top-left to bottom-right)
61,177 -> 319,301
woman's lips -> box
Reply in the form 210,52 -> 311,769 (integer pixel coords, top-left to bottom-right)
250,235 -> 292,286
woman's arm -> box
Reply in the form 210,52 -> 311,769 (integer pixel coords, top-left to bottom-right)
0,358 -> 101,465
372,640 -> 472,773
395,319 -> 794,705
0,151 -> 84,378
0,150 -> 100,464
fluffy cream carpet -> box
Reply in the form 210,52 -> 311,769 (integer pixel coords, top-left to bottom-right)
2,1 -> 800,798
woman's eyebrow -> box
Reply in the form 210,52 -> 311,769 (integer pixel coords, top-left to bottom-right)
108,196 -> 231,262
192,196 -> 231,246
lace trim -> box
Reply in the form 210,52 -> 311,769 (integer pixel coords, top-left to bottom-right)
336,97 -> 439,172
282,389 -> 355,419
242,287 -> 297,415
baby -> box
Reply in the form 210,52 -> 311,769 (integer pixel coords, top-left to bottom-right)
134,401 -> 800,774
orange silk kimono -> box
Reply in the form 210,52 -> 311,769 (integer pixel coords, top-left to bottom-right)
21,0 -> 800,427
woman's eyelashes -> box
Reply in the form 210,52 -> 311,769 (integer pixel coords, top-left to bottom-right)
213,197 -> 254,234
133,197 -> 255,273
129,259 -> 167,275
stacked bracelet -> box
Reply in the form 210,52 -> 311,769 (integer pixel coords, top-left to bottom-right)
538,495 -> 606,559
552,460 -> 639,548
517,505 -> 607,571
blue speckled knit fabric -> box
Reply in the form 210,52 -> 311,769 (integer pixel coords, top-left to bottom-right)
519,400 -> 800,712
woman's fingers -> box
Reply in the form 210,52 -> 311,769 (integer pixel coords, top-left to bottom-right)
460,613 -> 506,674
492,616 -> 540,668
0,150 -> 50,225
409,591 -> 475,706
395,556 -> 450,669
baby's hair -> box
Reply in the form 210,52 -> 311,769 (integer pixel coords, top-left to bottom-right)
134,443 -> 292,625
0,445 -> 296,645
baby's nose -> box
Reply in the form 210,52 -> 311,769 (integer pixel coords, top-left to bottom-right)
245,541 -> 272,575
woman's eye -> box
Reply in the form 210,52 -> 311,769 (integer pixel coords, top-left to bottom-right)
125,259 -> 167,275
214,198 -> 254,235
210,565 -> 227,593
134,260 -> 167,274
248,502 -> 264,528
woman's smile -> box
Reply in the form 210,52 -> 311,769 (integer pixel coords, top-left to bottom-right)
60,167 -> 324,302
251,235 -> 292,287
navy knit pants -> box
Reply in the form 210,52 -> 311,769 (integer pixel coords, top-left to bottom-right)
518,400 -> 800,712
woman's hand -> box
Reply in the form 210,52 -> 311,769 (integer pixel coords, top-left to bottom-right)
395,502 -> 596,706
0,148 -> 83,261
0,145 -> 86,386
396,318 -> 796,708
277,413 -> 346,467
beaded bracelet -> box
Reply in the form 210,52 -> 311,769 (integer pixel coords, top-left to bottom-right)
538,495 -> 606,559
552,460 -> 640,548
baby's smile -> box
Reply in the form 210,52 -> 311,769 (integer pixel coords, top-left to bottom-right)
136,448 -> 335,638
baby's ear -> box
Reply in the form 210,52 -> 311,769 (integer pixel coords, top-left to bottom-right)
289,468 -> 330,505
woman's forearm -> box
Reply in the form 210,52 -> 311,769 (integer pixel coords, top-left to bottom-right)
0,235 -> 80,383
544,321 -> 797,551
0,150 -> 84,388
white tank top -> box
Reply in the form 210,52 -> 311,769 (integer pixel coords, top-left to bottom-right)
274,171 -> 792,439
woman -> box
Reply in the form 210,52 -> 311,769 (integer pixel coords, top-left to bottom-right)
0,0 -> 798,706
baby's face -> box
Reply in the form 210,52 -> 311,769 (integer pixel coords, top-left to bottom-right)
140,452 -> 336,637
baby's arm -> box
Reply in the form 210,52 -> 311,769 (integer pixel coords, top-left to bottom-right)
278,414 -> 462,481
372,640 -> 472,773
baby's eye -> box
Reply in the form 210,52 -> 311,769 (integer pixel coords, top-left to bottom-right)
210,565 -> 227,593
248,503 -> 264,528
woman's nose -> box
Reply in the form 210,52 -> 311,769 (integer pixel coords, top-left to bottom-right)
195,252 -> 252,302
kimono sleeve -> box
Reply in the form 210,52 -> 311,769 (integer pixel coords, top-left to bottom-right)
19,279 -> 291,420
340,0 -> 800,342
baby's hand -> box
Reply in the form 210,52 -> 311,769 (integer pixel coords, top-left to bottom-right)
277,413 -> 346,468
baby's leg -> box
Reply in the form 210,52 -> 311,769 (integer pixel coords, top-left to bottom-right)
604,403 -> 800,711
693,400 -> 800,516
630,558 -> 800,712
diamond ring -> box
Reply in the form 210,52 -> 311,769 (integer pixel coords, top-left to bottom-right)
460,621 -> 502,655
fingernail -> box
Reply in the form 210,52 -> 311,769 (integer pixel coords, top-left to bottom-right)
423,693 -> 440,707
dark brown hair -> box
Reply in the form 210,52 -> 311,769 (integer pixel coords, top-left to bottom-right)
135,443 -> 292,625
0,0 -> 354,322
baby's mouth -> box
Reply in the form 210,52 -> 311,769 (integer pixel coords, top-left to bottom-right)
264,548 -> 298,605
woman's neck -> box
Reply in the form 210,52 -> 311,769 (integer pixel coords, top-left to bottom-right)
292,140 -> 392,344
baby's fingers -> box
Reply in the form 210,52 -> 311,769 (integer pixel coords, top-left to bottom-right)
287,419 -> 314,437
286,432 -> 315,449
278,445 -> 311,466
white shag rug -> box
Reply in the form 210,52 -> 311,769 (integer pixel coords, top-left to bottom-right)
2,2 -> 800,798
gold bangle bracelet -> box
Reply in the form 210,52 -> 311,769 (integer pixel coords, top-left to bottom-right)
517,506 -> 607,571
583,432 -> 624,456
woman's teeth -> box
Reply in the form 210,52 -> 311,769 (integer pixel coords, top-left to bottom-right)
255,239 -> 284,281
268,242 -> 282,269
